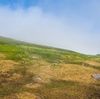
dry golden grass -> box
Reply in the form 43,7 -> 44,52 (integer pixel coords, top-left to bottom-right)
0,53 -> 6,60
0,60 -> 100,99
0,60 -> 18,73
16,92 -> 40,99
0,36 -> 100,99
7,73 -> 23,81
24,83 -> 41,89
27,61 -> 100,84
84,60 -> 100,66
3,92 -> 40,99
52,64 -> 100,83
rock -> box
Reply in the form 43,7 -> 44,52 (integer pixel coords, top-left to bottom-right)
34,75 -> 42,80
51,63 -> 58,66
94,64 -> 97,67
58,60 -> 62,63
82,63 -> 89,66
56,53 -> 60,56
32,56 -> 38,59
92,74 -> 100,80
21,61 -> 25,64
32,75 -> 42,83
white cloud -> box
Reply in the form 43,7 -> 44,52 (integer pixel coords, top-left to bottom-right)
0,5 -> 100,55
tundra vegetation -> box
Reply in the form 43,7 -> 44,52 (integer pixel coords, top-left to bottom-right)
0,36 -> 100,99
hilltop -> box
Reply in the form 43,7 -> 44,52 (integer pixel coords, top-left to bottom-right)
0,36 -> 100,99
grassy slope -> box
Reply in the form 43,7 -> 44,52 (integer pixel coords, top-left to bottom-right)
0,36 -> 100,99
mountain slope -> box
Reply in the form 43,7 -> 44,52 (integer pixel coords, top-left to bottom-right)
0,36 -> 100,99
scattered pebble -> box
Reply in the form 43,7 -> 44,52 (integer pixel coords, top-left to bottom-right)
92,74 -> 100,80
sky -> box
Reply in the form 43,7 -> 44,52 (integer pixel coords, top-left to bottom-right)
0,0 -> 100,55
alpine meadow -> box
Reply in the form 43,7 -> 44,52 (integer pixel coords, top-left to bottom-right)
0,36 -> 100,99
0,0 -> 100,99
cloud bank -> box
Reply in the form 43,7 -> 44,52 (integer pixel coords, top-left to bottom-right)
0,1 -> 100,55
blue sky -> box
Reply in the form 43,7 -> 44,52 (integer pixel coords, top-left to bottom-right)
0,0 -> 100,54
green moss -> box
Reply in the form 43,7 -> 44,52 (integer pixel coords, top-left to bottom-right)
44,80 -> 77,88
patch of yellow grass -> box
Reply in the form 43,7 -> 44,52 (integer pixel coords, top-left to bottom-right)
7,73 -> 23,81
24,83 -> 41,89
0,53 -> 6,59
85,60 -> 100,66
27,62 -> 100,84
0,60 -> 18,73
52,64 -> 100,83
28,64 -> 53,83
16,92 -> 40,99
4,92 -> 40,99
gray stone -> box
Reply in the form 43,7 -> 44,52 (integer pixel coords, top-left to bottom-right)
56,53 -> 60,56
22,61 -> 25,64
51,63 -> 58,66
34,75 -> 42,80
82,63 -> 89,66
32,56 -> 38,59
92,74 -> 100,80
32,75 -> 42,83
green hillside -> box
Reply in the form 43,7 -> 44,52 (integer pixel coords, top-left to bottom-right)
0,36 -> 100,99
